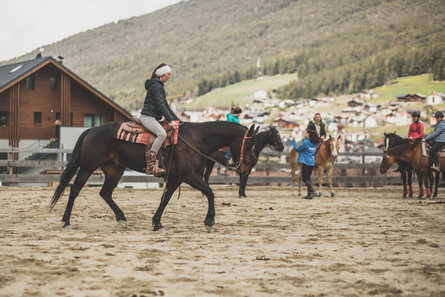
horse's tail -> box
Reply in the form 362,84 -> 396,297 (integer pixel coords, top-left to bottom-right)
50,129 -> 90,210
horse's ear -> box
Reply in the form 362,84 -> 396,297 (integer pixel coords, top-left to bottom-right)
384,132 -> 387,136
248,124 -> 255,136
254,126 -> 260,135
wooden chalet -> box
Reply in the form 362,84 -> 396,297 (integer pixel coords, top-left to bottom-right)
0,56 -> 132,149
273,118 -> 299,129
396,94 -> 426,102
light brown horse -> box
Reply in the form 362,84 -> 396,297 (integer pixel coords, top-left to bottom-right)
290,135 -> 340,197
379,143 -> 444,198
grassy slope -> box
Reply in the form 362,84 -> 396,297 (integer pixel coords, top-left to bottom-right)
188,73 -> 298,109
373,74 -> 445,103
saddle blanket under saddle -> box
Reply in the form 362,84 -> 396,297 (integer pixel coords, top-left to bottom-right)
114,119 -> 179,148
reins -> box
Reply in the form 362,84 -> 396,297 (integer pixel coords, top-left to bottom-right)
176,129 -> 252,172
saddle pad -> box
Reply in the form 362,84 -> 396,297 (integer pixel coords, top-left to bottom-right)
114,121 -> 178,148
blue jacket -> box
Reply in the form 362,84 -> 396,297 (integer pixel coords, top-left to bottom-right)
292,138 -> 317,166
226,113 -> 240,124
426,120 -> 445,143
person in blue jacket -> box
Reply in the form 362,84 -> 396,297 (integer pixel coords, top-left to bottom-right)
293,129 -> 319,199
225,107 -> 242,166
424,111 -> 445,171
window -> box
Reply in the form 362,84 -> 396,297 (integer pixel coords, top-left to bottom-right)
50,76 -> 57,90
26,76 -> 34,90
84,114 -> 103,127
34,112 -> 42,125
0,112 -> 8,127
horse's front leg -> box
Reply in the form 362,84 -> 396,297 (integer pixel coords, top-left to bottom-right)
401,171 -> 407,198
186,174 -> 216,231
152,179 -> 181,231
417,172 -> 424,199
328,165 -> 334,197
317,166 -> 323,197
433,171 -> 439,198
407,169 -> 413,198
238,171 -> 250,198
425,171 -> 432,198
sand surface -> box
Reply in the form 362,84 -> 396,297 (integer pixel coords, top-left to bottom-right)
0,186 -> 444,297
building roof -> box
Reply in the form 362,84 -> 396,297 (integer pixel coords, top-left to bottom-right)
0,56 -> 132,120
0,56 -> 51,90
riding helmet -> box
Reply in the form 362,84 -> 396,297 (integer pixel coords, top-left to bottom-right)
434,111 -> 444,118
411,111 -> 420,118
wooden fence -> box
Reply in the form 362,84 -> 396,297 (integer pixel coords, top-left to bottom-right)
0,147 -> 404,186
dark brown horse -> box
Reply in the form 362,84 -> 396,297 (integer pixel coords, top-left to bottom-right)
383,132 -> 414,198
203,125 -> 284,198
50,121 -> 258,231
379,143 -> 442,198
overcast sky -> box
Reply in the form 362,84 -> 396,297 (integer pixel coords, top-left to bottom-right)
0,0 -> 181,61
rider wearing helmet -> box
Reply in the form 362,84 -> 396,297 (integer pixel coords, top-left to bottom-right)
408,111 -> 424,143
424,111 -> 445,171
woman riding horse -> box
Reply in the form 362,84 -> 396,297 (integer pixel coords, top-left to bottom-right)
50,121 -> 258,231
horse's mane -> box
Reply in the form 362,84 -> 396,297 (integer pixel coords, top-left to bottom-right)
385,132 -> 408,144
387,143 -> 418,155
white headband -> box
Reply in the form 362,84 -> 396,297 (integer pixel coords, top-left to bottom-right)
155,65 -> 171,77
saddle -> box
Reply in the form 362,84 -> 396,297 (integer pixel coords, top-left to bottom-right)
114,118 -> 179,148
421,142 -> 445,158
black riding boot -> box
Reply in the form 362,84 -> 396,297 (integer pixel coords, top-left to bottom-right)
304,181 -> 315,199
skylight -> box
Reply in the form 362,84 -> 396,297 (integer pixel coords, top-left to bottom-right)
9,64 -> 23,73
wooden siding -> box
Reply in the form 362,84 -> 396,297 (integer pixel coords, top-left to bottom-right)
0,90 -> 9,139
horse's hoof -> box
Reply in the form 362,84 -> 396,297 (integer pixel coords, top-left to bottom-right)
205,224 -> 212,232
152,222 -> 164,231
408,195 -> 413,199
330,192 -> 335,198
118,220 -> 128,229
402,194 -> 407,198
62,223 -> 72,229
317,192 -> 322,197
204,218 -> 215,227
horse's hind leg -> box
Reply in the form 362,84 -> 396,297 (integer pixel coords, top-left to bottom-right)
61,167 -> 95,228
100,164 -> 127,228
152,179 -> 181,231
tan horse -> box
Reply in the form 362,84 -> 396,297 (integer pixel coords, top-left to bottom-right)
379,143 -> 444,198
290,135 -> 340,197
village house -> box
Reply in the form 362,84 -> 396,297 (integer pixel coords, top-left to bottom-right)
426,92 -> 444,105
396,94 -> 426,102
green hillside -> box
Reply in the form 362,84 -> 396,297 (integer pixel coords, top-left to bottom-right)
2,0 -> 444,111
189,73 -> 297,109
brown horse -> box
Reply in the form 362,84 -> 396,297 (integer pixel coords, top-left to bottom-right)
49,121 -> 257,231
379,143 -> 443,198
290,135 -> 340,197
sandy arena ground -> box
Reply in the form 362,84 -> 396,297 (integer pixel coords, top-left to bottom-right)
0,185 -> 444,297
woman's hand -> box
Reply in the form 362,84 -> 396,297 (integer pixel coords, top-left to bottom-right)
170,121 -> 179,130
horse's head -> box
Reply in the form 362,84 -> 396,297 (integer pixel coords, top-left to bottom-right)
238,125 -> 259,174
324,135 -> 340,160
379,149 -> 396,174
384,132 -> 407,149
267,125 -> 284,152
